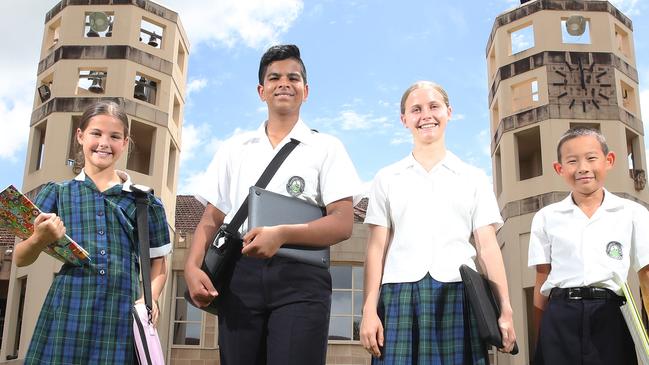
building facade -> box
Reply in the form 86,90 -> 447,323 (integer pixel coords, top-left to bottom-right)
0,0 -> 189,362
486,1 -> 647,364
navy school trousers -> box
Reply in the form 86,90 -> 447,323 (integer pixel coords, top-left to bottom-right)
217,255 -> 332,365
534,289 -> 636,365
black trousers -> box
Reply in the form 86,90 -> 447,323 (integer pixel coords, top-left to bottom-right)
217,255 -> 332,365
534,293 -> 636,365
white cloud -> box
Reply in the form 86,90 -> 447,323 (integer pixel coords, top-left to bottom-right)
477,128 -> 491,157
0,99 -> 31,160
338,110 -> 390,131
164,0 -> 304,49
609,0 -> 641,15
390,130 -> 412,146
452,113 -> 466,121
640,88 -> 648,123
0,0 -> 54,162
186,78 -> 208,97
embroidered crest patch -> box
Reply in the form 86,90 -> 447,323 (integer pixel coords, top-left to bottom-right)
286,176 -> 305,197
606,241 -> 623,260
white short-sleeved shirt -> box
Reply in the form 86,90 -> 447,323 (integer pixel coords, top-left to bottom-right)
364,151 -> 503,284
528,190 -> 649,296
198,119 -> 361,234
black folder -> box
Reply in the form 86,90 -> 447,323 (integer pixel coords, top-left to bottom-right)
248,186 -> 329,268
459,264 -> 519,355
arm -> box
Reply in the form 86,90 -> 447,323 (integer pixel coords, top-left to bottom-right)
359,225 -> 390,358
137,256 -> 167,326
533,264 -> 550,339
639,265 -> 649,316
241,197 -> 353,258
474,224 -> 516,352
184,203 -> 226,307
14,213 -> 66,267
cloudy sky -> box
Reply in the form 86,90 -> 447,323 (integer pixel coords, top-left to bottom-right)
0,0 -> 648,195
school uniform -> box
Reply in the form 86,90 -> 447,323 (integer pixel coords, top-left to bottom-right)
364,151 -> 502,365
198,119 -> 360,365
528,190 -> 649,365
25,170 -> 171,365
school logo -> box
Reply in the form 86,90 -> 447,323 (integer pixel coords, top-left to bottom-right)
606,241 -> 623,260
286,176 -> 305,197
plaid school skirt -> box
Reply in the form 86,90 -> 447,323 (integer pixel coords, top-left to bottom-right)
373,273 -> 488,365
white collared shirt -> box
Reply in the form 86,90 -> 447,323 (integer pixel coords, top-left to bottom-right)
364,151 -> 503,284
528,190 -> 649,296
198,119 -> 361,233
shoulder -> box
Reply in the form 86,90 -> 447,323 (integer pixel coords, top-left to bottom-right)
446,152 -> 487,178
303,130 -> 345,150
374,157 -> 411,181
612,194 -> 649,216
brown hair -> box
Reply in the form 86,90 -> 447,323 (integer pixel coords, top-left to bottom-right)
400,81 -> 450,114
73,101 -> 129,173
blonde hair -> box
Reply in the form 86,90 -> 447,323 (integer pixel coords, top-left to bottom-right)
400,81 -> 450,114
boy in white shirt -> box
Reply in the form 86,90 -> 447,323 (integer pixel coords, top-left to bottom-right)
528,127 -> 649,365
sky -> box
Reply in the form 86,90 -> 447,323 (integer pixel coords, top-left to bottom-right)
0,0 -> 648,196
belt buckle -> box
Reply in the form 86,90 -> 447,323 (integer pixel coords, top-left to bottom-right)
567,288 -> 583,300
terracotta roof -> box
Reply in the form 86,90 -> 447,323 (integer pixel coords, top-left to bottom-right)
175,195 -> 206,237
0,227 -> 15,246
354,197 -> 368,223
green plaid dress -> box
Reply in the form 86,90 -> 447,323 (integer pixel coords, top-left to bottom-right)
24,173 -> 170,365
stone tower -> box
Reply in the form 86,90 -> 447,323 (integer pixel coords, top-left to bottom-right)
486,1 -> 646,364
0,1 -> 189,361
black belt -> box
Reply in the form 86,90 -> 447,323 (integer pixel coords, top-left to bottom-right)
550,287 -> 624,302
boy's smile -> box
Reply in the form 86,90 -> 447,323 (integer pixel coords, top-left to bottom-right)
257,58 -> 308,117
553,135 -> 615,199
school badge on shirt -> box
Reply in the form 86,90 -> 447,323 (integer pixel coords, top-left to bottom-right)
286,176 -> 305,197
606,241 -> 623,260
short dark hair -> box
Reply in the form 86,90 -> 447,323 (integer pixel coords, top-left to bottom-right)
556,126 -> 609,162
258,44 -> 307,85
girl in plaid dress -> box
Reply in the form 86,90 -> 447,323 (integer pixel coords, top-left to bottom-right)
15,101 -> 171,364
360,81 -> 516,364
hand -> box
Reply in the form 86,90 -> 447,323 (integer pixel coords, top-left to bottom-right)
184,264 -> 218,307
241,226 -> 285,258
497,309 -> 516,353
33,213 -> 66,249
134,297 -> 160,327
360,310 -> 384,358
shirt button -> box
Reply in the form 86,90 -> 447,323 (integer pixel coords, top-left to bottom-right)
97,210 -> 104,216
100,249 -> 106,255
99,269 -> 106,275
98,229 -> 104,235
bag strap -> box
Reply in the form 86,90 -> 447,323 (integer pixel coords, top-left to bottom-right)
132,185 -> 154,323
224,138 -> 300,234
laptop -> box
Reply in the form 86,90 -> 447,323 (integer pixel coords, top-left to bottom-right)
248,186 -> 329,268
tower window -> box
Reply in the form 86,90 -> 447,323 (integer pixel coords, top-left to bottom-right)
133,73 -> 158,105
495,146 -> 503,196
77,70 -> 106,94
620,80 -> 637,115
127,120 -> 156,175
510,24 -> 534,55
511,78 -> 539,112
140,18 -> 164,49
176,41 -> 187,74
172,95 -> 181,127
47,18 -> 61,47
515,126 -> 542,181
562,17 -> 591,44
84,12 -> 113,38
30,121 -> 47,172
167,142 -> 177,191
615,24 -> 631,58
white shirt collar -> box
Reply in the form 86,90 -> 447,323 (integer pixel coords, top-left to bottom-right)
250,119 -> 314,146
400,150 -> 464,175
74,169 -> 133,192
553,188 -> 624,212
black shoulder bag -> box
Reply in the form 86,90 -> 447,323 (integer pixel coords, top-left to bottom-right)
185,138 -> 300,315
131,185 -> 165,365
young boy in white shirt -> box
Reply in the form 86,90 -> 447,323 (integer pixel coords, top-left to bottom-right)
528,126 -> 649,365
